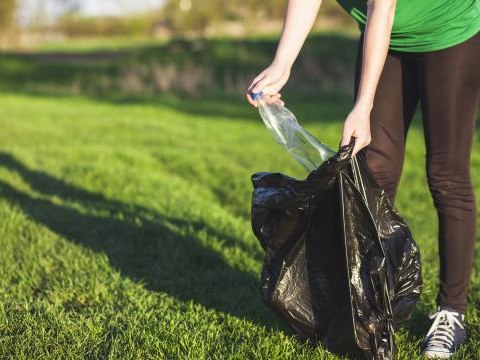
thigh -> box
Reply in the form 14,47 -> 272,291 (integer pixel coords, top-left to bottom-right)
420,31 -> 480,176
354,36 -> 419,200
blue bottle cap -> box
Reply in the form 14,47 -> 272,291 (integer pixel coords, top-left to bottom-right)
250,91 -> 263,101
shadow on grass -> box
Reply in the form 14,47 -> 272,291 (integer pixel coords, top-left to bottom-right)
0,151 -> 438,345
0,33 -> 360,123
402,304 -> 431,339
0,151 -> 285,331
1,32 -> 479,129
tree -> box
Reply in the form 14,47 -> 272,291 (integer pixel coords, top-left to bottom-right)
162,0 -> 229,35
0,0 -> 16,34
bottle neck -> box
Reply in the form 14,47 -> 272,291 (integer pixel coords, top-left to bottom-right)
250,91 -> 264,102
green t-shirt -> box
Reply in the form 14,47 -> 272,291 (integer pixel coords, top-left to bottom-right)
337,0 -> 480,52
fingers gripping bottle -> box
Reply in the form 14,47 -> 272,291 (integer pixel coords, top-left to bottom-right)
250,91 -> 336,172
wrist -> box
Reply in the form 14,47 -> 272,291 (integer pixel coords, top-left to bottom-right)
354,98 -> 374,112
271,57 -> 293,72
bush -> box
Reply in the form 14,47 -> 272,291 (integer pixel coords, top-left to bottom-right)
56,15 -> 156,38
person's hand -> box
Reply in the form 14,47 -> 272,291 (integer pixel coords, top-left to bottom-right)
341,103 -> 372,157
246,62 -> 291,107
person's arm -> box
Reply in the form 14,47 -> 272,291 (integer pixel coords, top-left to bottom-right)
341,0 -> 397,156
247,0 -> 322,106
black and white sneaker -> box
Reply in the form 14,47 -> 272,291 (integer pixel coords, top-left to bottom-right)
421,306 -> 466,358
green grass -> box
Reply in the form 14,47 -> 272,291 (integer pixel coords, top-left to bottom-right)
0,32 -> 479,358
0,92 -> 479,359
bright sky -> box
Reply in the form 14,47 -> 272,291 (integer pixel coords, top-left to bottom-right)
17,0 -> 165,26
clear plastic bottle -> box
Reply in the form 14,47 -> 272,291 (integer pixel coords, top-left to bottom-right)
251,91 -> 336,172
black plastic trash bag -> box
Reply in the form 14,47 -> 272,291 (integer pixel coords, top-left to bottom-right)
251,140 -> 423,360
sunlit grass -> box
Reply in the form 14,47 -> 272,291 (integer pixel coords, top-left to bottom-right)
0,92 -> 479,359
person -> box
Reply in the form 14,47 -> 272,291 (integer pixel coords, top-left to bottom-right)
246,0 -> 480,358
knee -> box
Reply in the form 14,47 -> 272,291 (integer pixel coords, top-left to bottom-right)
426,164 -> 475,211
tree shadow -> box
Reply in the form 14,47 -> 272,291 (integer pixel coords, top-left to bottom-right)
0,151 -> 452,351
0,151 -> 284,331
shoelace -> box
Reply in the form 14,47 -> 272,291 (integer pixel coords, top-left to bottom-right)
425,309 -> 464,349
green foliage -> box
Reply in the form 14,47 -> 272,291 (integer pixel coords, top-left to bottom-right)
0,0 -> 16,33
16,0 -> 353,39
55,14 -> 157,37
162,0 -> 228,35
155,0 -> 351,36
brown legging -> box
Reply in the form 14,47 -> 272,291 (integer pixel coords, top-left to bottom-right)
354,31 -> 480,314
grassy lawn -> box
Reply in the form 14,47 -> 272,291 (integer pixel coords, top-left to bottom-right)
0,34 -> 479,359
